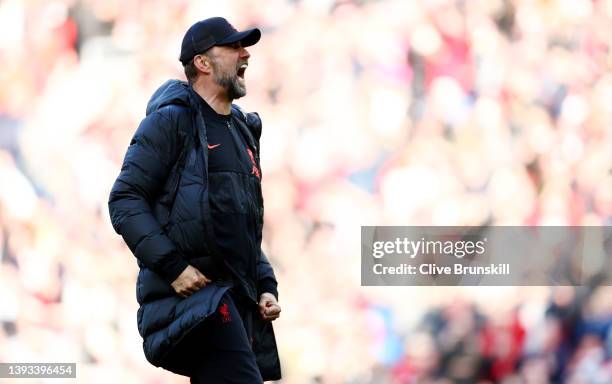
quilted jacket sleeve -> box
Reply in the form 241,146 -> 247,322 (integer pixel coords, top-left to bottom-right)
249,112 -> 278,300
257,250 -> 279,300
108,108 -> 189,284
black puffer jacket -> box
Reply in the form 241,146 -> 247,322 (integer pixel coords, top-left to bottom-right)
108,80 -> 280,379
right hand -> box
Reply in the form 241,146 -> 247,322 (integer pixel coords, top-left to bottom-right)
171,265 -> 212,298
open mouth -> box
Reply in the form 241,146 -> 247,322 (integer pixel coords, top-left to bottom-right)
237,63 -> 247,79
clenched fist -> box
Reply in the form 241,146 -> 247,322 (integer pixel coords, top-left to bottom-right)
259,292 -> 281,321
171,265 -> 212,298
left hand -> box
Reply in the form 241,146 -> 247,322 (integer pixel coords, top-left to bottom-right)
258,292 -> 281,321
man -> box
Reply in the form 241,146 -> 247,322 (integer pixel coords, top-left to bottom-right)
108,17 -> 281,383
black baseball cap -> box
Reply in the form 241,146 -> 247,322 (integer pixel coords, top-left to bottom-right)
179,17 -> 261,65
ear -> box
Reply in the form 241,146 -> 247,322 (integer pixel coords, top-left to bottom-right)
194,55 -> 212,74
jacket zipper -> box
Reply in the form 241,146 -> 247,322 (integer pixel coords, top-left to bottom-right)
197,110 -> 258,303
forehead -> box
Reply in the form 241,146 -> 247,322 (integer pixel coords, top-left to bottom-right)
212,41 -> 242,53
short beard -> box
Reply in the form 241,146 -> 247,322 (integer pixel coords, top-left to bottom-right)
211,60 -> 246,100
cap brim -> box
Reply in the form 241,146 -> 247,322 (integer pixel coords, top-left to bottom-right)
217,28 -> 261,47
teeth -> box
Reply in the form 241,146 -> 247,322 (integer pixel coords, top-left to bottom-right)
240,64 -> 248,70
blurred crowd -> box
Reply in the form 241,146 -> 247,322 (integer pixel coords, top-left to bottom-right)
0,0 -> 611,382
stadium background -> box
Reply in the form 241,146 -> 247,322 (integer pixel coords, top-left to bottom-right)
0,0 -> 611,382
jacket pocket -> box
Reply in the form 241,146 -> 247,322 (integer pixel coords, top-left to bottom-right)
188,255 -> 228,280
138,268 -> 176,303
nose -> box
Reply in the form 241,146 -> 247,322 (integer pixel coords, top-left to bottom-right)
239,46 -> 250,59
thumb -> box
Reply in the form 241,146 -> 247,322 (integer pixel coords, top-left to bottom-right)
265,305 -> 281,316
